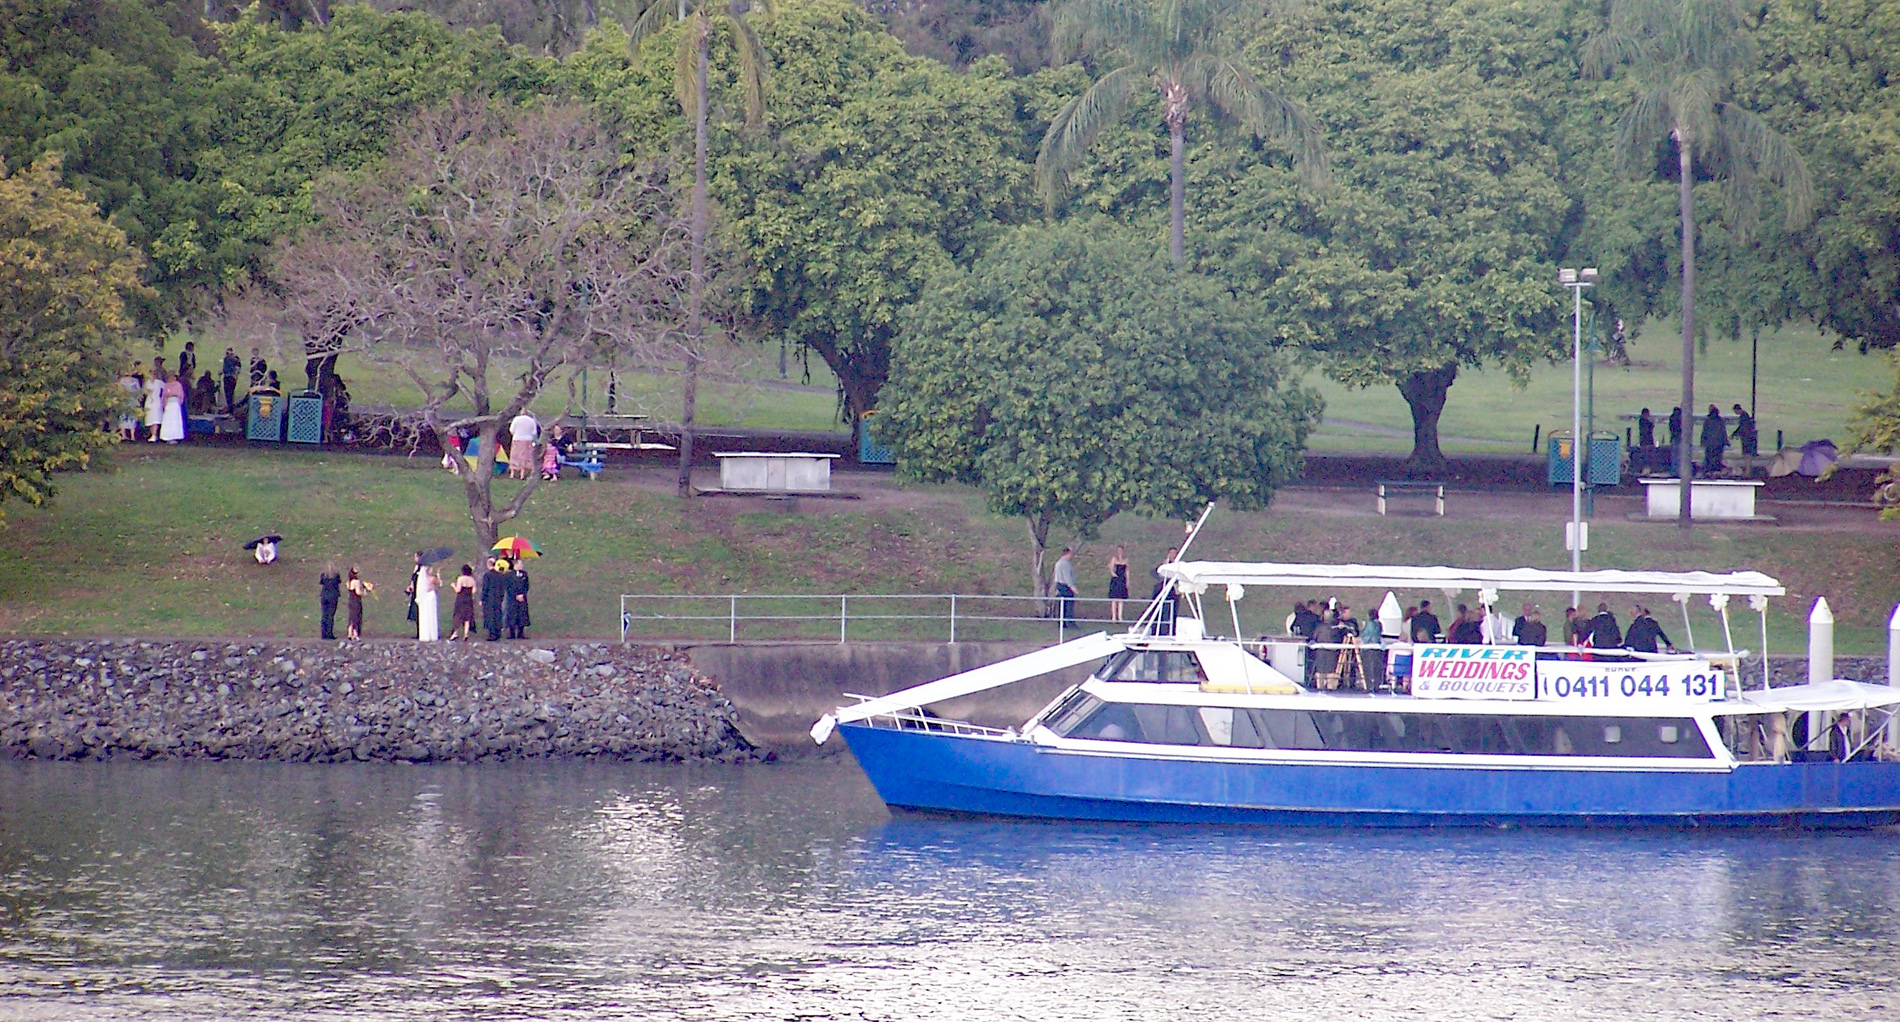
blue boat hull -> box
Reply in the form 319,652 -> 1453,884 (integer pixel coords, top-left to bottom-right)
839,724 -> 1900,829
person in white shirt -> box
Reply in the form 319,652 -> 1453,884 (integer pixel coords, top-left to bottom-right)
508,411 -> 539,480
1051,547 -> 1078,628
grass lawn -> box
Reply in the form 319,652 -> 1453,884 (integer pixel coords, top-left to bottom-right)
3,445 -> 1897,655
1304,320 -> 1892,455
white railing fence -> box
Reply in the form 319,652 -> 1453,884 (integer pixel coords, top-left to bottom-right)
617,593 -> 1166,644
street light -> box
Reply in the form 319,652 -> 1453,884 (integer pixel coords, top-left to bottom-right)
1560,267 -> 1598,604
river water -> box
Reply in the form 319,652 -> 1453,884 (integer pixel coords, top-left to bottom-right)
2,758 -> 1897,1021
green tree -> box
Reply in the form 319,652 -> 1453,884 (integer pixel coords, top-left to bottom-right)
1584,0 -> 1813,528
877,221 -> 1320,595
0,0 -> 215,326
627,0 -> 773,496
1218,0 -> 1573,473
0,155 -> 152,527
1034,0 -> 1324,267
192,4 -> 546,296
576,0 -> 1050,431
1743,0 -> 1900,352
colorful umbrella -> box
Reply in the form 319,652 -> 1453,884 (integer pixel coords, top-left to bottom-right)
491,536 -> 542,559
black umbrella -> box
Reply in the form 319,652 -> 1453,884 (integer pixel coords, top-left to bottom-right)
242,534 -> 283,550
419,546 -> 455,566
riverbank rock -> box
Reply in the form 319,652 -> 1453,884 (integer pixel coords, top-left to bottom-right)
1,639 -> 759,764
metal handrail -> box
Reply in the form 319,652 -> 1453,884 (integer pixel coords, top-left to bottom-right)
616,592 -> 1151,644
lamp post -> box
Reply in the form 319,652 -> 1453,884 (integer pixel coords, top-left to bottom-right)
1560,267 -> 1598,604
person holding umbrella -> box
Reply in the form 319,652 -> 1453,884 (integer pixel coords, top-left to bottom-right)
245,534 -> 282,565
481,557 -> 510,642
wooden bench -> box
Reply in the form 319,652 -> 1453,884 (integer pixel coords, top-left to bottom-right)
1376,480 -> 1446,516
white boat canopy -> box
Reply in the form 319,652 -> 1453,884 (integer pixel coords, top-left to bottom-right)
1161,561 -> 1786,598
1712,680 -> 1900,714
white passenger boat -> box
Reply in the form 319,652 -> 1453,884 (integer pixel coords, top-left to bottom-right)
812,554 -> 1900,828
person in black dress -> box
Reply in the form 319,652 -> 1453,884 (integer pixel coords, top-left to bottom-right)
505,563 -> 531,639
345,567 -> 367,639
449,564 -> 477,640
481,558 -> 509,641
1106,545 -> 1130,623
319,566 -> 342,640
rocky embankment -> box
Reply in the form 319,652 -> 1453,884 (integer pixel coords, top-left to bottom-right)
1747,654 -> 1889,688
2,639 -> 758,763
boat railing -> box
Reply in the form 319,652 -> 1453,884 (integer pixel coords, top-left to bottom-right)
837,694 -> 1016,738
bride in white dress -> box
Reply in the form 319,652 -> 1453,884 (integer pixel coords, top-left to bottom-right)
415,564 -> 439,642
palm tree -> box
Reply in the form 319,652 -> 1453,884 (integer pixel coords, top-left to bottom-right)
630,0 -> 773,497
1583,0 -> 1812,530
1035,0 -> 1325,268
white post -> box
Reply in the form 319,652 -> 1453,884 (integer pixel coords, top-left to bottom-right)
1378,592 -> 1403,641
1887,603 -> 1900,751
949,593 -> 957,644
1887,603 -> 1900,689
1809,597 -> 1834,752
1809,597 -> 1834,684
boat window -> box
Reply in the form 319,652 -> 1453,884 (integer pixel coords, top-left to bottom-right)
1133,705 -> 1207,746
1197,707 -> 1268,749
1067,703 -> 1144,742
1057,705 -> 1711,757
1720,714 -> 1784,762
1041,691 -> 1101,736
1099,650 -> 1208,684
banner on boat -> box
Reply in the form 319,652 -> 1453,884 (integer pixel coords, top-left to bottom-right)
1410,646 -> 1728,702
1535,661 -> 1727,703
1410,646 -> 1537,700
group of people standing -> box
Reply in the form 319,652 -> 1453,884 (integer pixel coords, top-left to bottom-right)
116,343 -> 318,444
1636,403 -> 1759,475
317,554 -> 532,642
1280,596 -> 1681,692
442,411 -> 572,481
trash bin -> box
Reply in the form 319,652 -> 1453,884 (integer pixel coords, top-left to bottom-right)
1586,431 -> 1623,485
1547,432 -> 1576,486
247,393 -> 285,442
286,391 -> 324,444
858,410 -> 895,465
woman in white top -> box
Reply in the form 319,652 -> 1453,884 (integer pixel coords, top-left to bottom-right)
415,561 -> 439,642
143,370 -> 165,441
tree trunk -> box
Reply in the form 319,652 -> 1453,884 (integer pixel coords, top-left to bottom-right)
1028,511 -> 1052,611
462,424 -> 504,548
1676,134 -> 1696,531
1163,78 -> 1188,269
677,23 -> 710,498
1397,365 -> 1458,476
